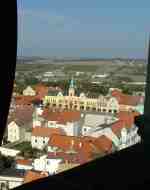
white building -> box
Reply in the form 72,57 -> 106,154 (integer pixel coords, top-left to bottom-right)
23,86 -> 36,96
47,121 -> 80,137
92,74 -> 108,79
7,121 -> 26,143
43,72 -> 55,77
0,147 -> 20,157
81,114 -> 117,136
119,125 -> 141,150
33,155 -> 62,175
0,175 -> 24,189
31,127 -> 62,150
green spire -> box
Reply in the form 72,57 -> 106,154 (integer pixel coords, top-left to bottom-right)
69,77 -> 75,88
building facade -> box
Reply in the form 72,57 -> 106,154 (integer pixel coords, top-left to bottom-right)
7,121 -> 26,143
43,79 -> 119,114
23,86 -> 36,96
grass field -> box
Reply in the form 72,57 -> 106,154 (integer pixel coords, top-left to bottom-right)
15,60 -> 146,83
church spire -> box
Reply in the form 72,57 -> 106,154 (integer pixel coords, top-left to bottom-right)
69,77 -> 75,88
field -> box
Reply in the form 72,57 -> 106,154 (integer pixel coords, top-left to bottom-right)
16,59 -> 146,83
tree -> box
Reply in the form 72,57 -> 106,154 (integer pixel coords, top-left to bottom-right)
122,86 -> 133,95
0,153 -> 15,170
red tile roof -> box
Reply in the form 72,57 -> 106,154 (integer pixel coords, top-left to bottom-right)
48,135 -> 112,160
32,127 -> 64,137
43,111 -> 81,124
24,171 -> 48,184
9,105 -> 34,126
15,96 -> 40,106
111,90 -> 142,106
16,159 -> 32,166
111,120 -> 125,136
92,136 -> 112,153
111,111 -> 140,136
117,111 -> 140,127
34,84 -> 49,99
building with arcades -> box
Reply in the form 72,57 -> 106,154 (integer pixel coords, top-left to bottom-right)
43,78 -> 119,114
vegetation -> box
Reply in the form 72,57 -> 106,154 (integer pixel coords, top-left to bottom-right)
14,142 -> 47,159
0,153 -> 15,171
63,65 -> 99,72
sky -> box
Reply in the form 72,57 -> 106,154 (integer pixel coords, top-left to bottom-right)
17,0 -> 150,58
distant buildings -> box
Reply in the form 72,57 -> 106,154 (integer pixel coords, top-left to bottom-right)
33,155 -> 62,175
92,74 -> 108,79
7,105 -> 33,143
31,127 -> 63,150
43,78 -> 120,114
2,77 -> 143,185
23,86 -> 36,96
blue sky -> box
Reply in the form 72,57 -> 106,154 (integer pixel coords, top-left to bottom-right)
17,0 -> 150,58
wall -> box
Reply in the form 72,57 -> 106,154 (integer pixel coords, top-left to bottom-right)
7,122 -> 20,143
33,156 -> 62,175
25,132 -> 31,142
16,164 -> 33,170
0,176 -> 24,189
31,136 -> 49,150
0,147 -> 20,157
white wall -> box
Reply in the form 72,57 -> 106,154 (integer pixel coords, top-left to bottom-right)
16,164 -> 33,170
33,156 -> 62,175
0,147 -> 20,157
31,136 -> 49,150
33,120 -> 42,128
81,126 -> 92,136
7,122 -> 20,143
0,176 -> 24,189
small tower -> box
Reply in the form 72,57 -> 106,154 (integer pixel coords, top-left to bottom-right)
68,77 -> 75,97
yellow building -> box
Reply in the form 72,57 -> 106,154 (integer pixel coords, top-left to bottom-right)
43,79 -> 119,114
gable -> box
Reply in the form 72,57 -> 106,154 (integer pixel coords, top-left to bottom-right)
107,97 -> 119,107
8,121 -> 19,129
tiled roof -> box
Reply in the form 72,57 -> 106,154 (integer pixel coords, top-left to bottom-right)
111,120 -> 125,136
9,105 -> 34,127
48,135 -> 112,160
43,111 -> 81,124
24,170 -> 48,184
111,90 -> 142,106
111,111 -> 140,136
34,84 -> 49,99
117,111 -> 140,127
15,96 -> 40,105
16,159 -> 32,166
92,136 -> 112,153
48,135 -> 94,159
32,127 -> 64,137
